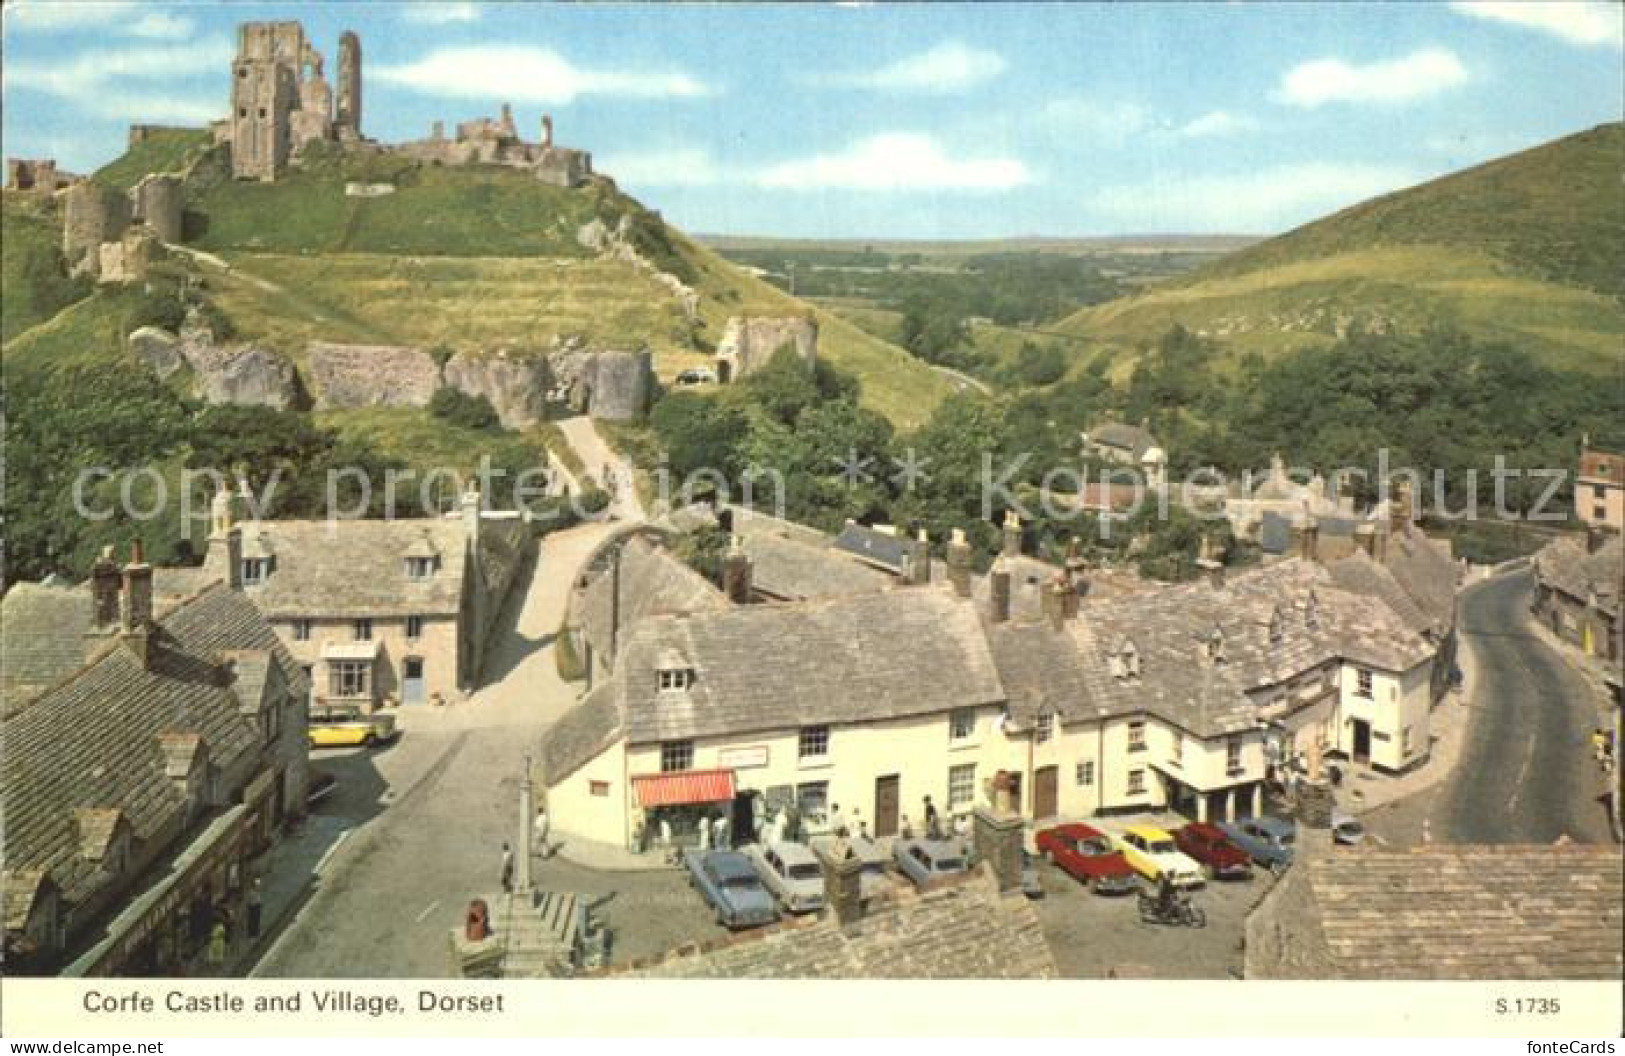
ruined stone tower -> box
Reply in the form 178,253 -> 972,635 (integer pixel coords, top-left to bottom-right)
336,31 -> 362,139
230,22 -> 305,181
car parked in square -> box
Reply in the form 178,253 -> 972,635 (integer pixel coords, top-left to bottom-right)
1172,822 -> 1253,881
1035,823 -> 1138,895
746,840 -> 825,913
1113,824 -> 1204,888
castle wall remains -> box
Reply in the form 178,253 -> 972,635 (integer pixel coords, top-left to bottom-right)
62,181 -> 131,278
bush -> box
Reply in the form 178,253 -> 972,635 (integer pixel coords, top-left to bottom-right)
428,387 -> 501,432
131,287 -> 187,332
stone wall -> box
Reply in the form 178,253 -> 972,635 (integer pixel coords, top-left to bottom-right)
132,174 -> 184,244
62,182 -> 131,277
128,315 -> 300,410
715,315 -> 817,383
306,341 -> 442,409
443,351 -> 552,429
550,348 -> 653,421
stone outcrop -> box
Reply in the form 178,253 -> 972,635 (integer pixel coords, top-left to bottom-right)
306,341 -> 441,409
550,348 -> 653,421
576,215 -> 699,321
129,327 -> 184,380
715,315 -> 817,383
444,350 -> 552,429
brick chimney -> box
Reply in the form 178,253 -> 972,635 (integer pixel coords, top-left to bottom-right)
911,528 -> 931,586
90,546 -> 122,628
1041,571 -> 1070,630
1063,537 -> 1084,618
946,528 -> 974,598
721,535 -> 752,604
1001,510 -> 1022,558
205,488 -> 243,590
971,770 -> 1024,895
812,838 -> 865,927
121,539 -> 154,667
1291,510 -> 1319,563
1388,480 -> 1413,536
989,557 -> 1012,624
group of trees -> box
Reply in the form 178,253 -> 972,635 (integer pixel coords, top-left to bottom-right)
644,322 -> 1622,582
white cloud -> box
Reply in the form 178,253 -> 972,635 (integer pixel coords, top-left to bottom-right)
8,1 -> 194,39
1450,1 -> 1623,49
1277,48 -> 1469,107
1040,98 -> 1151,142
4,36 -> 231,122
1173,110 -> 1259,138
596,147 -> 726,188
756,133 -> 1031,192
821,41 -> 1006,94
1090,162 -> 1423,233
372,46 -> 713,103
400,2 -> 483,25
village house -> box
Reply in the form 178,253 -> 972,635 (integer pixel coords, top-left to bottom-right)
1,543 -> 309,975
1080,419 -> 1168,486
201,489 -> 527,711
538,508 -> 1455,851
1576,441 -> 1625,532
1532,529 -> 1622,663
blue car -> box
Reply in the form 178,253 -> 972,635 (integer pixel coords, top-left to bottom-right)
893,837 -> 969,888
684,849 -> 779,930
1218,816 -> 1296,873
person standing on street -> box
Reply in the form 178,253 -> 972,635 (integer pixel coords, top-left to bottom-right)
534,806 -> 551,860
923,795 -> 941,840
500,842 -> 514,892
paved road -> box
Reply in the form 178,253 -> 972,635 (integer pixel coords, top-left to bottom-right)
253,522 -> 622,977
1371,568 -> 1611,847
555,415 -> 645,521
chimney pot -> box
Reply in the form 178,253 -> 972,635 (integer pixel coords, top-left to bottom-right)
946,528 -> 974,599
989,559 -> 1012,624
971,785 -> 1024,895
722,535 -> 752,603
812,839 -> 865,926
1001,510 -> 1022,558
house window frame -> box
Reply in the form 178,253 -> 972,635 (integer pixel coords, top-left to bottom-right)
589,780 -> 610,797
1075,760 -> 1095,787
292,619 -> 311,642
658,668 -> 693,693
1225,735 -> 1244,775
660,740 -> 694,773
405,556 -> 437,581
242,558 -> 271,586
328,660 -> 370,699
1126,768 -> 1146,796
795,780 -> 829,825
1127,720 -> 1147,753
406,615 -> 424,640
797,725 -> 830,761
949,707 -> 976,742
1036,711 -> 1054,745
1355,667 -> 1374,699
353,618 -> 372,641
947,763 -> 977,811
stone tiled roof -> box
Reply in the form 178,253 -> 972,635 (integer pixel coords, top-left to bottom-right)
1381,528 -> 1459,631
1075,559 -> 1434,737
236,516 -> 524,619
720,505 -> 831,549
738,531 -> 892,602
609,588 -> 1004,744
618,867 -> 1056,979
972,554 -> 1068,623
575,535 -> 727,665
1327,550 -> 1434,635
2,583 -> 303,909
986,620 -> 1100,727
1,584 -> 93,715
1086,421 -> 1158,461
536,684 -> 623,784
831,524 -> 920,575
3,869 -> 51,931
1251,844 -> 1624,979
1535,533 -> 1621,619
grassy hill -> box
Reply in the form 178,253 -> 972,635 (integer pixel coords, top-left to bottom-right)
1056,123 -> 1625,374
0,192 -> 92,342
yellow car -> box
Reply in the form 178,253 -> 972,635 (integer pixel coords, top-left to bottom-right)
1113,824 -> 1205,888
307,709 -> 398,749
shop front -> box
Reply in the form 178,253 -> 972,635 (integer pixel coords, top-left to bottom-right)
630,769 -> 736,851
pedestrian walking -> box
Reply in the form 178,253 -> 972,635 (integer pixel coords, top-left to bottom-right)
247,878 -> 264,940
500,842 -> 514,892
923,795 -> 941,840
533,806 -> 551,860
713,814 -> 730,850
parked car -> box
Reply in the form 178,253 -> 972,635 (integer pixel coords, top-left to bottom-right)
308,709 -> 397,749
1034,823 -> 1137,895
1112,824 -> 1205,888
1172,822 -> 1254,881
1218,816 -> 1296,872
684,849 -> 779,929
1331,811 -> 1366,846
746,841 -> 825,913
893,837 -> 969,888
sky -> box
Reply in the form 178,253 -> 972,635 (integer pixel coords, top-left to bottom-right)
3,1 -> 1621,238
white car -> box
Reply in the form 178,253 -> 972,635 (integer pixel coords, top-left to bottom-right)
747,841 -> 825,913
1113,824 -> 1206,889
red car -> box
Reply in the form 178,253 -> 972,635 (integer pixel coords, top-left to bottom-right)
1035,823 -> 1138,895
1173,822 -> 1254,881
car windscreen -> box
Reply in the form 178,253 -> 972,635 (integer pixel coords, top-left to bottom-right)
934,858 -> 964,871
724,875 -> 762,889
1148,840 -> 1175,854
1078,838 -> 1109,855
788,864 -> 821,880
1278,831 -> 1296,844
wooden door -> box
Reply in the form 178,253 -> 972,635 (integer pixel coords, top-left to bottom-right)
1033,765 -> 1058,819
874,775 -> 900,838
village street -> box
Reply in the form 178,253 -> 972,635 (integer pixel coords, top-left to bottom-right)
1363,566 -> 1614,848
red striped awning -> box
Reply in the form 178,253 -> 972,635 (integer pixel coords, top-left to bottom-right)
632,769 -> 735,808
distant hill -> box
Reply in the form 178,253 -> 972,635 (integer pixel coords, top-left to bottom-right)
1056,123 -> 1624,374
3,139 -> 952,430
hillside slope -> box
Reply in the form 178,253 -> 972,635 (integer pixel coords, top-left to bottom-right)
1057,123 -> 1624,373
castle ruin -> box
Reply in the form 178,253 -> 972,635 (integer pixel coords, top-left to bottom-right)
226,21 -> 363,181
4,159 -> 78,195
396,103 -> 594,188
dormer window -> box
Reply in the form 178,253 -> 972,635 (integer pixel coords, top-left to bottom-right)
405,556 -> 438,581
1112,640 -> 1141,681
241,557 -> 272,586
658,667 -> 693,693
